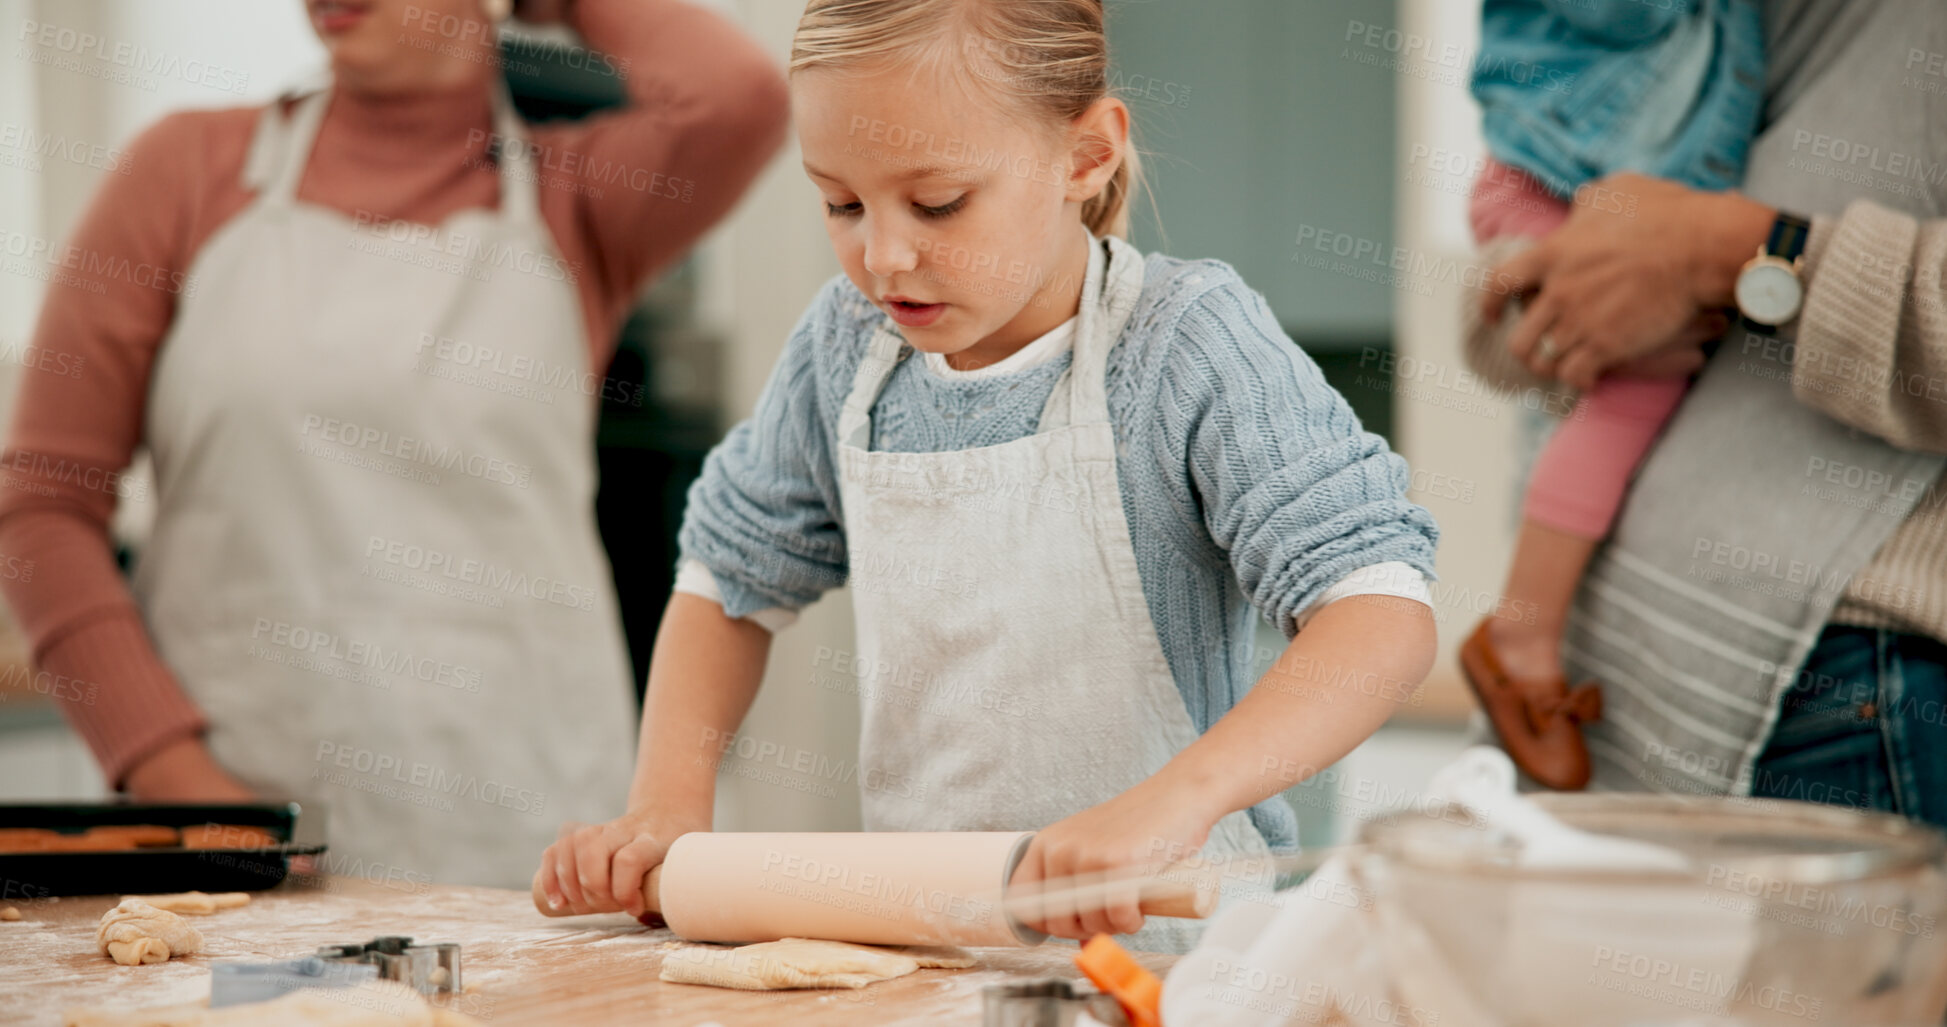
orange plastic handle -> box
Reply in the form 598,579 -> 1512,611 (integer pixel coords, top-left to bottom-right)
1076,934 -> 1162,1027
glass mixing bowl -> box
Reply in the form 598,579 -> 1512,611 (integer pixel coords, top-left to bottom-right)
1355,794 -> 1947,1026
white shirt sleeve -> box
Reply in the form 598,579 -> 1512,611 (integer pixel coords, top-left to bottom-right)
1292,561 -> 1432,631
673,558 -> 801,633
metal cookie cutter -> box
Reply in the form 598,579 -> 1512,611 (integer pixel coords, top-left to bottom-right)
317,936 -> 462,995
208,936 -> 461,1008
983,978 -> 1129,1027
209,957 -> 377,1008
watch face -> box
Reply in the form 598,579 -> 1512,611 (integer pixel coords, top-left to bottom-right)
1736,261 -> 1804,326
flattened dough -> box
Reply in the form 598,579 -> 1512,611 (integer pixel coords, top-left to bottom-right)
96,900 -> 203,966
658,937 -> 975,990
63,980 -> 482,1026
121,892 -> 250,916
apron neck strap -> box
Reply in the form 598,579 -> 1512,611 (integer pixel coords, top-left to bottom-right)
1041,232 -> 1143,431
244,79 -> 540,225
248,88 -> 331,205
486,80 -> 540,225
838,324 -> 909,451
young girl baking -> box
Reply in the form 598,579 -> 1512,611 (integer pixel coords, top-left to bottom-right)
535,0 -> 1438,951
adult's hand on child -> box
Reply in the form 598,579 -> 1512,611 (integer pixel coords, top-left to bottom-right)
534,809 -> 702,918
1610,314 -> 1724,380
1483,172 -> 1771,391
1011,778 -> 1219,941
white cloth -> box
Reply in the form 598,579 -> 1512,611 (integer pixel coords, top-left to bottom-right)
830,232 -> 1274,953
1162,855 -> 1407,1027
136,85 -> 636,887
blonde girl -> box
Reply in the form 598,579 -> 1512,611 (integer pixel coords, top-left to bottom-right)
537,0 -> 1440,951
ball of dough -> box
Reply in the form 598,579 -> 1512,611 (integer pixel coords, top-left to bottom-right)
97,899 -> 203,966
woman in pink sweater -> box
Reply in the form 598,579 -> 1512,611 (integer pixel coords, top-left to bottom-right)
0,0 -> 786,885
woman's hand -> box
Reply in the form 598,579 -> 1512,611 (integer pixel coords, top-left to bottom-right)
534,809 -> 703,919
123,736 -> 255,803
1482,172 -> 1772,390
1610,318 -> 1720,380
1010,777 -> 1221,941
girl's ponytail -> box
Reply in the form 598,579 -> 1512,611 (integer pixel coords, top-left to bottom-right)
1082,145 -> 1138,239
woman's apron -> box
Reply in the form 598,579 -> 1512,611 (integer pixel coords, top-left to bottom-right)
835,233 -> 1273,952
135,86 -> 636,887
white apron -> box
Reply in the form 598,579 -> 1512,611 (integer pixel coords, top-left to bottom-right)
136,86 -> 636,887
836,234 -> 1273,952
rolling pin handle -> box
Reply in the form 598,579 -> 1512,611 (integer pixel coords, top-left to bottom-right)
1003,859 -> 1220,927
1134,862 -> 1219,919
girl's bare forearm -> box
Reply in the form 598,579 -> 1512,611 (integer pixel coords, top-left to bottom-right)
1155,594 -> 1438,821
624,592 -> 772,826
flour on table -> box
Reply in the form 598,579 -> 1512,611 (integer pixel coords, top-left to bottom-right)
659,938 -> 976,990
95,900 -> 203,966
120,892 -> 250,916
63,980 -> 481,1026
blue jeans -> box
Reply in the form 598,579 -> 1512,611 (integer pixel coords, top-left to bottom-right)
1751,625 -> 1947,831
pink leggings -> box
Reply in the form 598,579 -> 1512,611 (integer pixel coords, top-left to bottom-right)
1526,377 -> 1689,538
1470,158 -> 1690,539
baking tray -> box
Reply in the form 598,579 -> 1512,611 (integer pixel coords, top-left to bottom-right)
0,801 -> 327,898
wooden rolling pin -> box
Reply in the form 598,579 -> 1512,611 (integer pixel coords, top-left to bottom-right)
530,831 -> 1219,947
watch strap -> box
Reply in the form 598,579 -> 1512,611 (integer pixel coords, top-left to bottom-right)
1767,211 -> 1811,263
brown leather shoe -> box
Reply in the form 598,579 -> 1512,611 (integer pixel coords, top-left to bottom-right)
1459,619 -> 1602,791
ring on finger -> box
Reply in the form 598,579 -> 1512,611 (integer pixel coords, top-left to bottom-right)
1537,333 -> 1560,361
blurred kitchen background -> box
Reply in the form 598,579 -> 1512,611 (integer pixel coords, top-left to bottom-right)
1,0 -> 1518,848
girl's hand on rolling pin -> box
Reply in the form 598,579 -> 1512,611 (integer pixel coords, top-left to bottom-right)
534,811 -> 700,918
1012,777 -> 1218,941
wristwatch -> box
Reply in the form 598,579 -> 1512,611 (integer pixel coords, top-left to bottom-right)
1735,212 -> 1811,328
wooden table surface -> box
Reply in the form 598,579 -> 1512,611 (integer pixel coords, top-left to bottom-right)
0,875 -> 1175,1026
